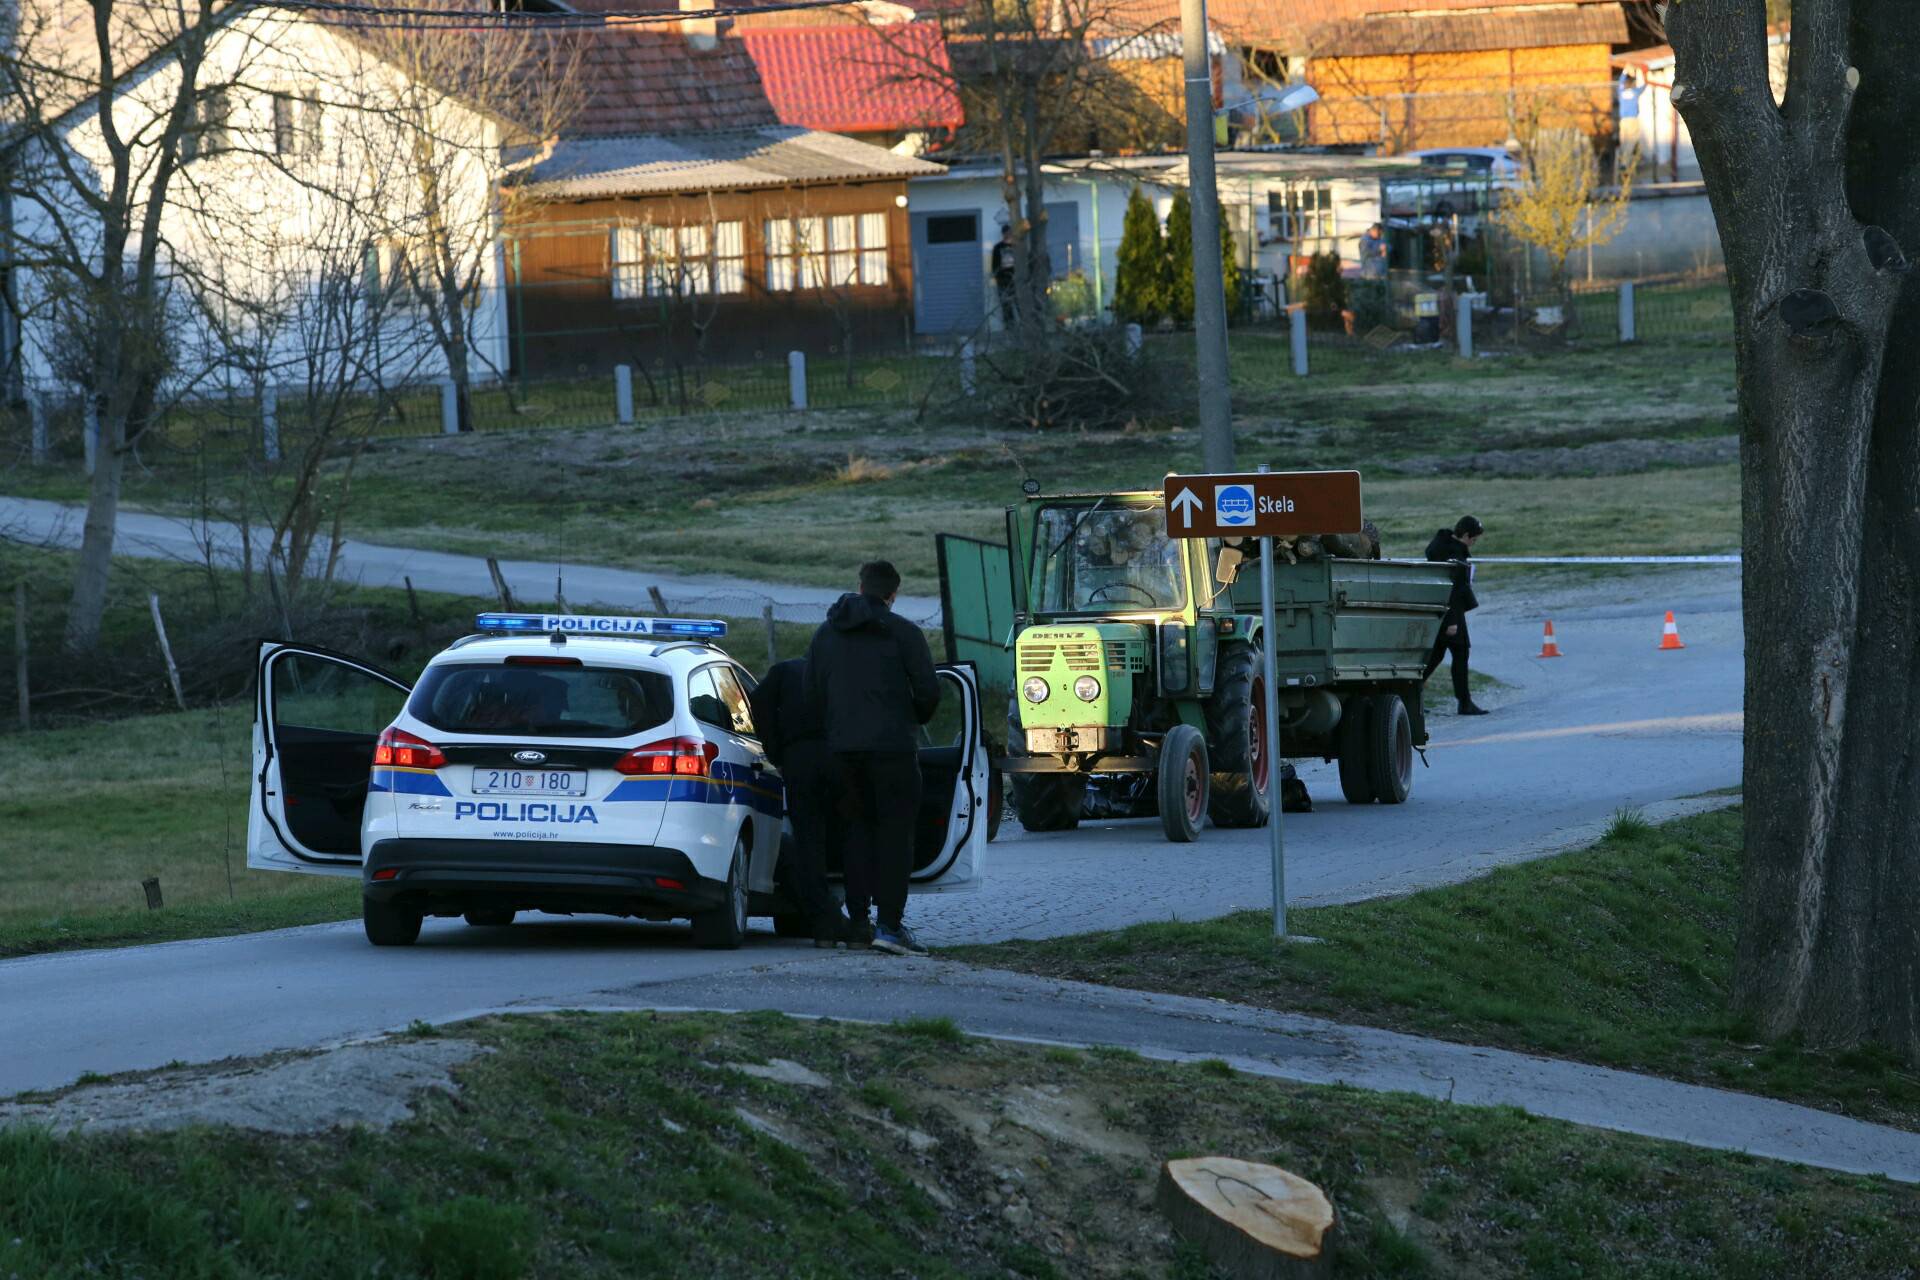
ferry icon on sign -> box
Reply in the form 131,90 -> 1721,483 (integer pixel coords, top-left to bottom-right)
1214,484 -> 1256,527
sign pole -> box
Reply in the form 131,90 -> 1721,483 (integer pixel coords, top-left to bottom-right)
1256,463 -> 1287,938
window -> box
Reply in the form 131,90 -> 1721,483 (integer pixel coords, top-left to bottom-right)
407,665 -> 674,738
710,666 -> 757,738
687,668 -> 731,732
367,241 -> 422,309
611,221 -> 744,300
1268,185 -> 1334,241
272,95 -> 297,156
924,214 -> 976,245
765,212 -> 888,291
182,89 -> 232,162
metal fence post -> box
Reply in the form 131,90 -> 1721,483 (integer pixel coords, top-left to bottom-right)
261,386 -> 280,463
1289,306 -> 1308,377
27,392 -> 47,465
1619,281 -> 1637,344
1456,293 -> 1473,359
82,396 -> 98,475
787,351 -> 807,411
960,340 -> 976,397
614,364 -> 635,426
1124,323 -> 1142,358
440,379 -> 460,435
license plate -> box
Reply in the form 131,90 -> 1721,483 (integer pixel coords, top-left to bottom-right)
1028,728 -> 1076,754
471,767 -> 585,797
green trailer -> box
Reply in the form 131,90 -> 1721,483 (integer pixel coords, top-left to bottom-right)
936,489 -> 1455,842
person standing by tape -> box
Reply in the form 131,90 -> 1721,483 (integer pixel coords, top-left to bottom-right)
1424,515 -> 1488,716
807,560 -> 941,956
750,656 -> 856,948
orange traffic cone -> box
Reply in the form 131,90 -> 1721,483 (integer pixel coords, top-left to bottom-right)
1659,610 -> 1686,650
1537,619 -> 1563,658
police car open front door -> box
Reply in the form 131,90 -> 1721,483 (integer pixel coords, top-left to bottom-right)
248,641 -> 410,876
910,663 -> 989,891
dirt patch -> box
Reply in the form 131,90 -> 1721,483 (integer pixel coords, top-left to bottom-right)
0,1037 -> 488,1135
1384,435 -> 1738,478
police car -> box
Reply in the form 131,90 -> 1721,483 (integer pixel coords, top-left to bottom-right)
246,613 -> 987,948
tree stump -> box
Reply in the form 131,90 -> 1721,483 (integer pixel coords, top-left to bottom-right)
1156,1157 -> 1336,1280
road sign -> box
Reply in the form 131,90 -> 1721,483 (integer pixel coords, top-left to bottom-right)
1161,470 -> 1362,539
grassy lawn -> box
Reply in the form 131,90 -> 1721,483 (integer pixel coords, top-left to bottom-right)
0,547 -> 849,960
5,1011 -> 1913,1279
954,808 -> 1920,1136
3,338 -> 1739,591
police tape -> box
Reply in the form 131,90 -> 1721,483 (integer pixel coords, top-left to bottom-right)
1472,555 -> 1742,565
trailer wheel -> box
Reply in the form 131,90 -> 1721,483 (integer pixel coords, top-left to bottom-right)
1012,773 -> 1084,831
1366,693 -> 1415,805
1205,643 -> 1271,829
1337,695 -> 1377,804
1157,725 -> 1210,843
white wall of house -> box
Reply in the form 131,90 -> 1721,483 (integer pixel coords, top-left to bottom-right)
7,9 -> 511,401
1618,31 -> 1788,184
906,165 -> 1164,330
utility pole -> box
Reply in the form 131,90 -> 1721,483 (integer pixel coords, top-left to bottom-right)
1181,0 -> 1235,472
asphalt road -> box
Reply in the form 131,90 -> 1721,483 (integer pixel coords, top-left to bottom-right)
0,565 -> 1743,1098
0,495 -> 943,625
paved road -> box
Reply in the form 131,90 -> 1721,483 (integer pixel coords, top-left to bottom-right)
0,567 -> 1743,1098
0,495 -> 942,625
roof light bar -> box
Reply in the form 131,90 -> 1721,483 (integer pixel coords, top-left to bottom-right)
474,613 -> 728,638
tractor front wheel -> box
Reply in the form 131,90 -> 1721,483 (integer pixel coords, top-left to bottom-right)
1157,725 -> 1210,843
1012,773 -> 1085,832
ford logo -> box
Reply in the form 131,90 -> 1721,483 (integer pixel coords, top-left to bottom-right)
513,750 -> 547,765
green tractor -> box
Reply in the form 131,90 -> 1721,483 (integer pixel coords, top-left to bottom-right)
936,489 -> 1455,842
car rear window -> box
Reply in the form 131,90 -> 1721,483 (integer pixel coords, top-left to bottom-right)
407,663 -> 675,738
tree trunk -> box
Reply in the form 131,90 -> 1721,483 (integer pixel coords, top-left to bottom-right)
63,404 -> 124,654
447,334 -> 474,433
1672,0 -> 1920,1059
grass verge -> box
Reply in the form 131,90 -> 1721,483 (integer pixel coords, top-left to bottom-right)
954,808 -> 1920,1135
4,1010 -> 1913,1278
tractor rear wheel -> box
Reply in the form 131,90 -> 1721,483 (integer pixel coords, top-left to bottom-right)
1337,695 -> 1377,805
1205,643 -> 1271,829
1012,773 -> 1084,831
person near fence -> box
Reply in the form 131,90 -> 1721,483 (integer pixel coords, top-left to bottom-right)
807,560 -> 941,957
1423,516 -> 1488,716
1360,223 -> 1389,280
749,657 -> 856,948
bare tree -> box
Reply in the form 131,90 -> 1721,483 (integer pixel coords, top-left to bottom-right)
1,0 -> 237,652
338,5 -> 582,431
1668,0 -> 1920,1061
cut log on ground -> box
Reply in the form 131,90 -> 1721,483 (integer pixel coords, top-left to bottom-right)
1157,1156 -> 1335,1280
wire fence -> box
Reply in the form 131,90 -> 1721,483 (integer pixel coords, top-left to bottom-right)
0,271 -> 1733,469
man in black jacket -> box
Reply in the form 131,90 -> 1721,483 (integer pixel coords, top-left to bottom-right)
749,657 -> 853,948
1424,515 -> 1488,716
807,560 -> 942,956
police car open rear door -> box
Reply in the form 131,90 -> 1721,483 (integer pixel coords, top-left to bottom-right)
909,663 -> 989,892
247,641 -> 409,876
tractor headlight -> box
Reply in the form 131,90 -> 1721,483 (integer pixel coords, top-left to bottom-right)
1073,675 -> 1101,702
1022,677 -> 1051,704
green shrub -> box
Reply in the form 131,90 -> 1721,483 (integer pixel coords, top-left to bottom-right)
1349,279 -> 1395,332
1298,251 -> 1348,316
1113,187 -> 1168,325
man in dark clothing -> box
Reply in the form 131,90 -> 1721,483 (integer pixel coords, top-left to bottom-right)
749,658 -> 853,948
807,560 -> 942,957
1424,515 -> 1487,715
991,225 -> 1018,325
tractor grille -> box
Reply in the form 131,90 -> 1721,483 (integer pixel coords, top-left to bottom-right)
1019,641 -> 1102,672
1105,642 -> 1147,674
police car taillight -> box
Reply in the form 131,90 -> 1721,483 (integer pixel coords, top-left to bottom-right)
374,727 -> 447,770
614,736 -> 719,777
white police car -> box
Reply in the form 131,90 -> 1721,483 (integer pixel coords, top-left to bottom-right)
246,613 -> 987,948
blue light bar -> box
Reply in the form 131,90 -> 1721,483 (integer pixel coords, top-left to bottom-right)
474,613 -> 728,638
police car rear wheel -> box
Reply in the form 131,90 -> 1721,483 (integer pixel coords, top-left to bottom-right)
692,835 -> 749,950
363,895 -> 422,947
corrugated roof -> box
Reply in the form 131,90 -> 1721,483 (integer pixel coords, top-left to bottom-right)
736,25 -> 963,133
518,126 -> 946,197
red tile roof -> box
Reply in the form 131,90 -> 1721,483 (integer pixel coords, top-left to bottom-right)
567,23 -> 780,136
734,24 -> 964,133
